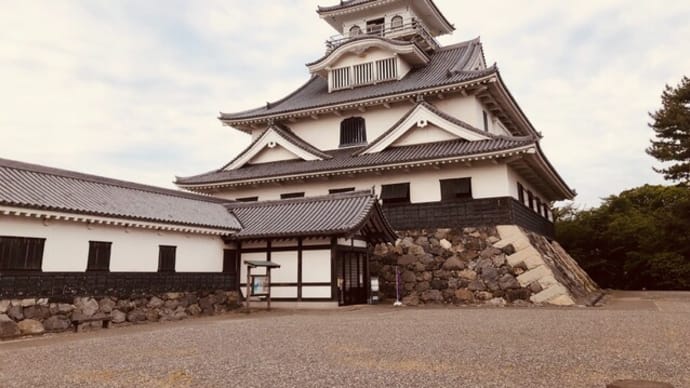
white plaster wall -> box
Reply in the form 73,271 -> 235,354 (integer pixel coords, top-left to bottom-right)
270,251 -> 298,283
248,145 -> 299,165
333,47 -> 397,68
0,216 -> 226,272
301,286 -> 331,298
391,123 -> 459,146
218,163 -> 511,203
302,249 -> 332,283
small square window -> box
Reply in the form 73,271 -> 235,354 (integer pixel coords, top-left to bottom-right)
440,178 -> 472,201
158,246 -> 176,273
87,241 -> 111,272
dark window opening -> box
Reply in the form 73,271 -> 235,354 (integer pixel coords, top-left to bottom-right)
339,117 -> 367,147
158,245 -> 176,273
517,183 -> 525,204
0,236 -> 45,271
391,15 -> 404,29
87,241 -> 111,272
483,110 -> 489,132
366,18 -> 385,35
281,192 -> 305,199
535,197 -> 542,214
527,191 -> 534,211
236,196 -> 258,202
440,178 -> 473,201
543,204 -> 550,219
329,187 -> 355,194
223,249 -> 238,274
381,183 -> 410,204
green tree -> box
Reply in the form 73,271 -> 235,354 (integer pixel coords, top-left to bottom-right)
556,185 -> 690,290
646,76 -> 690,184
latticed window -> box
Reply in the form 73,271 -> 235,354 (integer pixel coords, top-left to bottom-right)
381,183 -> 411,204
0,236 -> 45,271
158,245 -> 176,273
440,178 -> 472,201
353,62 -> 374,85
339,117 -> 367,147
376,57 -> 397,81
87,241 -> 111,272
332,67 -> 350,90
349,25 -> 361,37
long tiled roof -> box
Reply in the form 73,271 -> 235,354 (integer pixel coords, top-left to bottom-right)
0,158 -> 241,231
220,38 -> 489,122
228,191 -> 397,242
176,137 -> 534,186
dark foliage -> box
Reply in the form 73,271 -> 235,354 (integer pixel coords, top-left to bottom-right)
646,76 -> 690,184
556,185 -> 690,290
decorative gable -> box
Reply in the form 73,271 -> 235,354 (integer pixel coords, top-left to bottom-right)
357,102 -> 491,155
223,125 -> 331,171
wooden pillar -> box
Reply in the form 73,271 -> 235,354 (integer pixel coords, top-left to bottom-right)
267,267 -> 272,311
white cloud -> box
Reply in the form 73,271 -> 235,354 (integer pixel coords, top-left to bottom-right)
0,0 -> 688,207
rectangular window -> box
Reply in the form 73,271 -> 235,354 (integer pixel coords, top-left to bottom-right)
517,183 -> 525,203
543,204 -> 550,219
375,57 -> 397,81
87,241 -> 111,272
353,62 -> 374,86
535,197 -> 542,214
366,18 -> 385,35
158,245 -> 176,273
527,191 -> 534,211
381,183 -> 410,204
0,236 -> 45,271
281,192 -> 305,199
329,187 -> 355,194
483,110 -> 489,132
236,196 -> 258,202
440,178 -> 472,201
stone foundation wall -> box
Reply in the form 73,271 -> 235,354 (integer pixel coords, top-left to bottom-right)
370,226 -> 599,306
0,290 -> 240,339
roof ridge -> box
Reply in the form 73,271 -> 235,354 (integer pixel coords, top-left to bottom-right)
0,157 -> 223,204
226,190 -> 374,209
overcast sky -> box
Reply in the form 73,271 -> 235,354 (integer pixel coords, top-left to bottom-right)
1,0 -> 688,207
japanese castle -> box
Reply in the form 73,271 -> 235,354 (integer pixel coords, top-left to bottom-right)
176,0 -> 575,237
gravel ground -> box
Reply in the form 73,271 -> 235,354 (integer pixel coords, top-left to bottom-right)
0,291 -> 688,388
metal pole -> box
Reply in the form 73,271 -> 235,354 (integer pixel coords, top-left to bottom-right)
246,266 -> 251,313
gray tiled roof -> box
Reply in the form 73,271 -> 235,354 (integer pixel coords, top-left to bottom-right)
0,158 -> 241,231
176,137 -> 534,186
228,191 -> 397,242
317,0 -> 372,13
220,38 -> 488,122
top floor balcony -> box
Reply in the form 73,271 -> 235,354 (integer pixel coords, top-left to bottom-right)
326,19 -> 440,53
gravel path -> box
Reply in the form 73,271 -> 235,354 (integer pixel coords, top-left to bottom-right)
0,292 -> 688,387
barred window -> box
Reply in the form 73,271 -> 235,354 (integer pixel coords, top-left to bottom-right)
87,241 -> 111,272
381,183 -> 410,204
349,25 -> 361,36
0,236 -> 45,271
329,187 -> 355,194
440,178 -> 472,201
391,15 -> 403,29
340,117 -> 367,147
281,192 -> 305,199
158,245 -> 176,273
